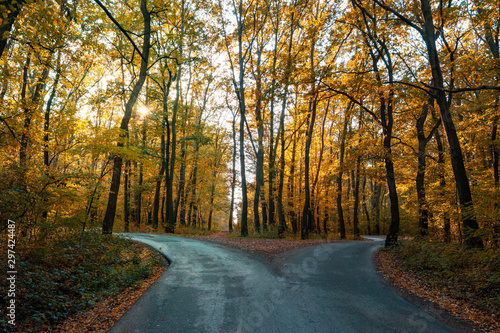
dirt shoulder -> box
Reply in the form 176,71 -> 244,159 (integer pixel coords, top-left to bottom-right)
181,231 -> 365,262
374,249 -> 499,333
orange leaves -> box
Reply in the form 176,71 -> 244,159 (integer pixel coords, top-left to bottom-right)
184,231 -> 351,261
53,248 -> 166,333
374,249 -> 500,333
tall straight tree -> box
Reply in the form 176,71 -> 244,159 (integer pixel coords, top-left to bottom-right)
165,0 -> 186,233
220,0 -> 269,236
373,0 -> 482,247
102,0 -> 151,234
152,66 -> 174,230
301,0 -> 322,240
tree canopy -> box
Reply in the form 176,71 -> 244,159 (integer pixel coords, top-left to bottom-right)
1,0 -> 499,248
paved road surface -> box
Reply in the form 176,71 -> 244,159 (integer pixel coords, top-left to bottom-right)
109,234 -> 458,333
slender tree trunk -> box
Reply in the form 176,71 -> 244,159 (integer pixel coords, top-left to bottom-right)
20,55 -> 49,166
238,4 -> 249,237
493,117 -> 499,188
288,129 -> 298,234
337,106 -> 350,239
382,98 -> 399,247
175,138 -> 187,225
124,160 -> 130,232
277,11 -> 296,237
135,127 -> 146,227
362,177 -> 371,235
189,147 -> 199,227
435,128 -> 451,242
372,181 -> 383,235
164,0 -> 185,233
301,20 -> 319,239
323,187 -> 329,235
415,99 -> 438,236
153,71 -> 173,230
479,6 -> 500,189
301,96 -> 316,240
253,42 -> 265,233
42,57 -> 60,220
353,155 -> 361,237
229,111 -> 237,232
419,0 -> 481,247
208,132 -> 222,231
43,60 -> 60,169
102,0 -> 150,234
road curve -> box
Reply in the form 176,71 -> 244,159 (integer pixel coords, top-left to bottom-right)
109,234 -> 457,333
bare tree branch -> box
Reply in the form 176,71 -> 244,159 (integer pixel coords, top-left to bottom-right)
92,0 -> 148,63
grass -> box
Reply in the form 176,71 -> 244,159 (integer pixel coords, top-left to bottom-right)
0,230 -> 160,331
388,238 -> 500,317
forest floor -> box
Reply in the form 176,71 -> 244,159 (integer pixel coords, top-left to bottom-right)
52,243 -> 168,333
375,244 -> 500,333
2,233 -> 167,333
182,230 -> 366,261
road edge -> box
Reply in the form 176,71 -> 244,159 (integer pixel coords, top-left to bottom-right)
373,249 -> 488,333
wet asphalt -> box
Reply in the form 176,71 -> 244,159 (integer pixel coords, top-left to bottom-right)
108,234 -> 458,333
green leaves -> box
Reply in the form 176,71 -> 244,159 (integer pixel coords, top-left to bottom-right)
0,230 -> 160,328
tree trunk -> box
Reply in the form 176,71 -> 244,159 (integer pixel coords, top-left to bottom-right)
229,111 -> 237,232
42,57 -> 60,220
419,0 -> 481,247
164,0 -> 185,233
102,0 -> 150,234
337,106 -> 350,239
237,1 -> 249,237
382,98 -> 400,247
277,11 -> 296,237
301,18 -> 319,239
152,71 -> 173,230
301,96 -> 316,239
362,177 -> 371,235
189,148 -> 199,227
124,160 -> 131,232
353,155 -> 361,237
288,129 -> 298,234
208,132 -> 221,231
253,41 -> 264,233
175,136 -> 187,226
372,181 -> 383,235
435,128 -> 451,242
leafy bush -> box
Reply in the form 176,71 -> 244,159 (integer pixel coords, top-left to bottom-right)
0,230 -> 160,330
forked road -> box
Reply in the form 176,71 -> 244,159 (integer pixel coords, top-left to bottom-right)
110,234 -> 459,333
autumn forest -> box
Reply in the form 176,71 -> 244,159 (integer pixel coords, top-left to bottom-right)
1,0 -> 500,248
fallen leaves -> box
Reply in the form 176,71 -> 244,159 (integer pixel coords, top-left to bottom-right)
374,249 -> 500,333
183,231 -> 363,262
17,243 -> 168,333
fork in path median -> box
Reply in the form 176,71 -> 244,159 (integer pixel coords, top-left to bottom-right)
109,233 -> 458,333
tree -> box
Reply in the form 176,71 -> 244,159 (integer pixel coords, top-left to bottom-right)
373,0 -> 482,247
220,0 -> 269,236
101,0 -> 151,234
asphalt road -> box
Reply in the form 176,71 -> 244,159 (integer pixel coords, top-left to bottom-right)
109,234 -> 458,333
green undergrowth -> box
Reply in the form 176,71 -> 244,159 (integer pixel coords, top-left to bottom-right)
388,238 -> 500,316
0,230 -> 160,331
